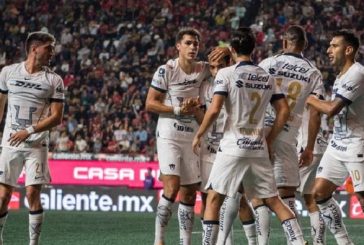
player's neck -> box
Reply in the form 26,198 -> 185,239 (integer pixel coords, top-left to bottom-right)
24,59 -> 43,74
235,55 -> 251,63
178,57 -> 195,74
338,59 -> 355,77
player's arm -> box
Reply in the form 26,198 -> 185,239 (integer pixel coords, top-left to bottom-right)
145,87 -> 173,114
32,101 -> 64,132
193,105 -> 205,125
192,94 -> 225,154
306,95 -> 345,117
0,93 -> 7,123
299,105 -> 321,167
0,66 -> 9,123
9,101 -> 64,146
267,96 -> 290,160
266,96 -> 290,146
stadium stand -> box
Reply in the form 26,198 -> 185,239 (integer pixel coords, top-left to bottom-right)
0,0 -> 363,157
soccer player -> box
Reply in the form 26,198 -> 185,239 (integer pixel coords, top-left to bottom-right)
192,27 -> 305,245
306,29 -> 364,245
0,31 -> 64,245
146,27 -> 210,245
296,108 -> 327,244
252,25 -> 324,244
199,50 -> 256,245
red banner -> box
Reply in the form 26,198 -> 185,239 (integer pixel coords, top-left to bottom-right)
18,160 -> 162,188
9,192 -> 20,210
349,195 -> 364,219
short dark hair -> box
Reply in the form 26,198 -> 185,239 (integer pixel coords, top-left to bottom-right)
230,27 -> 255,55
332,29 -> 360,54
25,31 -> 55,54
175,27 -> 201,44
283,25 -> 307,48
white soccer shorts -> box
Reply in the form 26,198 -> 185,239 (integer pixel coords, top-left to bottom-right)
272,139 -> 300,188
206,152 -> 278,199
200,159 -> 213,193
317,150 -> 364,192
0,147 -> 50,187
157,137 -> 201,185
297,154 -> 323,194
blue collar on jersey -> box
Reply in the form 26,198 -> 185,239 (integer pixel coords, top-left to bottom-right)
283,52 -> 304,59
235,61 -> 255,69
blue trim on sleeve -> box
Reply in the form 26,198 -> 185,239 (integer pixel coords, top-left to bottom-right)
310,92 -> 324,100
49,98 -> 64,103
0,89 -> 8,94
335,93 -> 352,105
150,85 -> 167,93
270,93 -> 285,103
214,91 -> 228,97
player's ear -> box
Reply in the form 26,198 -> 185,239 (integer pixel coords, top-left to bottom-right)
345,46 -> 354,57
282,39 -> 288,49
30,44 -> 38,55
229,46 -> 237,57
176,42 -> 181,52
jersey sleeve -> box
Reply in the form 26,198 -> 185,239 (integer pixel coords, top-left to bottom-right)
50,75 -> 65,102
213,70 -> 228,97
310,72 -> 325,99
199,80 -> 209,106
0,66 -> 9,93
335,75 -> 364,105
150,65 -> 168,93
259,57 -> 275,75
270,76 -> 285,103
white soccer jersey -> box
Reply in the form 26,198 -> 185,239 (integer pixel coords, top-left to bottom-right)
327,62 -> 364,162
214,61 -> 284,158
259,53 -> 324,144
296,107 -> 328,155
151,58 -> 210,142
200,78 -> 226,162
0,62 -> 65,149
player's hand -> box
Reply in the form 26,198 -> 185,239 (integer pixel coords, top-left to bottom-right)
8,130 -> 30,147
208,47 -> 231,62
299,148 -> 313,167
181,97 -> 201,115
192,135 -> 201,155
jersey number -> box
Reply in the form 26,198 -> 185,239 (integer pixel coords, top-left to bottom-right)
249,92 -> 261,125
14,105 -> 37,127
275,79 -> 302,111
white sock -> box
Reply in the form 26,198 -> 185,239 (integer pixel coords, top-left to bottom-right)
203,221 -> 219,245
309,211 -> 326,245
281,218 -> 305,245
282,196 -> 300,245
254,205 -> 271,245
178,202 -> 195,245
0,212 -> 8,245
282,196 -> 299,218
154,195 -> 173,245
317,197 -> 353,245
201,218 -> 205,241
29,209 -> 44,245
217,195 -> 240,245
242,220 -> 257,245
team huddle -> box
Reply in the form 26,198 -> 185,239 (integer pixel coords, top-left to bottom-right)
147,25 -> 364,245
0,25 -> 361,245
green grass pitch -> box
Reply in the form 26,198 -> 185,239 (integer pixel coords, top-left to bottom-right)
3,210 -> 362,244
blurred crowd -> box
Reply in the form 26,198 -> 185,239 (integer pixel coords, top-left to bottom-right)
0,0 -> 363,158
